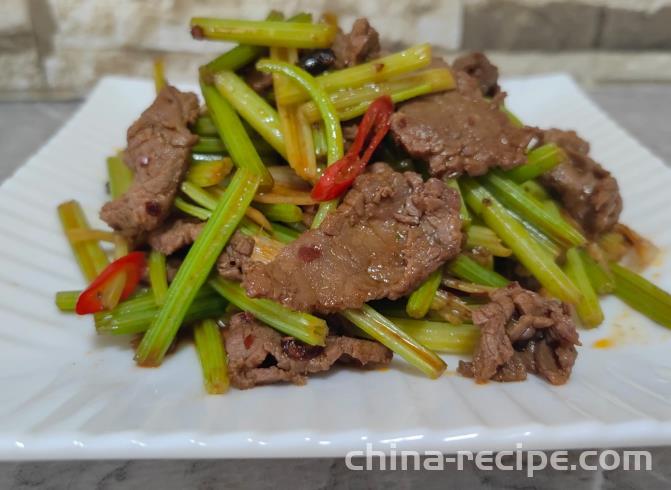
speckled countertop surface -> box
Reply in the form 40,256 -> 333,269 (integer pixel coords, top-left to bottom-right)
0,83 -> 670,489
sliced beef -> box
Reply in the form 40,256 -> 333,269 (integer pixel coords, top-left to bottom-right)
331,18 -> 381,69
342,121 -> 359,153
390,71 -> 536,178
216,232 -> 255,281
458,283 -> 580,385
100,85 -> 199,239
224,312 -> 392,389
452,52 -> 500,97
242,163 -> 462,314
242,65 -> 273,94
148,219 -> 204,255
539,129 -> 622,236
301,204 -> 317,228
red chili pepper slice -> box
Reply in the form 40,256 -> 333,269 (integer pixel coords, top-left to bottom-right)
75,252 -> 146,315
311,95 -> 394,202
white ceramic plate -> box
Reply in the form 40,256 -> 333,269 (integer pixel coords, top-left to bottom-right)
0,74 -> 670,460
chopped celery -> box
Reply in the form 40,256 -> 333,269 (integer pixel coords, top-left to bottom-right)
406,269 -> 443,319
611,262 -> 671,329
481,170 -> 586,247
135,169 -> 260,366
213,71 -> 287,157
194,319 -> 229,394
461,177 -> 582,305
256,59 -> 343,227
201,83 -> 273,191
190,17 -> 337,49
210,277 -> 327,346
564,248 -> 604,328
276,44 -> 432,105
148,250 -> 168,306
254,203 -> 303,223
106,156 -> 133,199
445,178 -> 471,228
342,305 -> 446,378
504,144 -> 565,183
446,254 -> 509,288
389,318 -> 480,354
55,290 -> 79,312
58,200 -> 109,282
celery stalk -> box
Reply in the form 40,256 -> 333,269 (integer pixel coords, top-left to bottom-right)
190,17 -> 337,49
299,68 -> 455,123
192,136 -> 227,154
580,249 -> 615,294
55,290 -> 79,312
194,319 -> 229,394
276,44 -> 432,105
209,277 -> 327,346
174,197 -> 211,221
461,177 -> 582,305
406,269 -> 443,319
505,144 -> 565,183
342,305 -> 446,379
389,318 -> 480,354
187,158 -> 233,188
270,223 -> 301,243
254,203 -> 303,223
106,156 -> 133,199
213,71 -> 287,158
201,83 -> 273,191
271,43 -> 319,183
611,262 -> 671,329
153,58 -> 166,94
135,169 -> 260,366
446,254 -> 509,288
256,59 -> 343,227
96,291 -> 226,335
198,11 -> 288,83
445,178 -> 471,228
148,250 -> 169,306
481,170 -> 586,247
58,200 -> 109,282
465,225 -> 512,257
564,248 -> 604,328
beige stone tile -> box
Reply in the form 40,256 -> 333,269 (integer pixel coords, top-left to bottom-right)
0,0 -> 31,34
600,6 -> 671,49
0,47 -> 43,91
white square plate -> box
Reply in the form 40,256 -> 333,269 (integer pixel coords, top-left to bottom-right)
0,74 -> 670,460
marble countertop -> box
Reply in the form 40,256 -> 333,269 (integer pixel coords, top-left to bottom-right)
0,83 -> 670,489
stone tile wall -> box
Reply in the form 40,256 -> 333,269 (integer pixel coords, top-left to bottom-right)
0,0 -> 670,99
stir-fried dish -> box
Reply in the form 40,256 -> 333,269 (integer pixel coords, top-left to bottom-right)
55,13 -> 671,393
